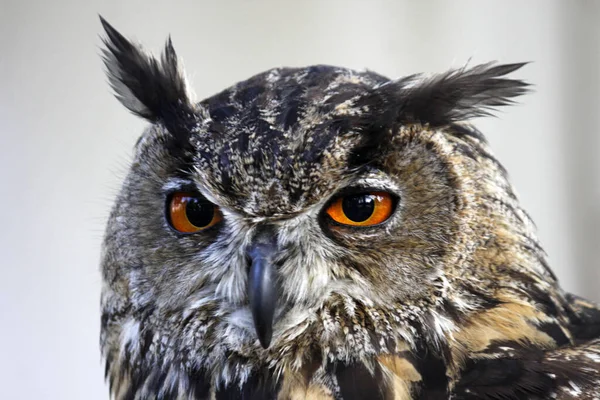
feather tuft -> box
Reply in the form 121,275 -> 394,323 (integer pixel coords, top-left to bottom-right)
99,16 -> 197,135
386,62 -> 532,126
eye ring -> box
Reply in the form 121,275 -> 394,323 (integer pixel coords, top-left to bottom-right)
167,192 -> 222,233
325,191 -> 396,227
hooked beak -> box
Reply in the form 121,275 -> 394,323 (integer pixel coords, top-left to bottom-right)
247,236 -> 278,349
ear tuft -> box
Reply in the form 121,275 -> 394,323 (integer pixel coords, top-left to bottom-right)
390,62 -> 531,126
99,16 -> 195,125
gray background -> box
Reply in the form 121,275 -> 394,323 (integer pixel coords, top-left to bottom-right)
1,1 -> 598,399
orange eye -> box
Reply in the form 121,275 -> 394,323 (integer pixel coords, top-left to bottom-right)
168,192 -> 222,233
325,191 -> 395,226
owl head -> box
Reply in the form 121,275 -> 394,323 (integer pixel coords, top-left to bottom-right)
100,17 -> 565,399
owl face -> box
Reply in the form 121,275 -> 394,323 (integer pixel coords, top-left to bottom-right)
106,64 -> 465,345
100,18 -> 539,397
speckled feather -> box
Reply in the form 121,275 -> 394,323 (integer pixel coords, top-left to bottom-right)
99,18 -> 600,400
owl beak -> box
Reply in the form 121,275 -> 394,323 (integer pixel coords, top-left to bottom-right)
248,239 -> 278,349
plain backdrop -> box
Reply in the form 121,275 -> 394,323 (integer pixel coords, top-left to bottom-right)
1,1 -> 599,399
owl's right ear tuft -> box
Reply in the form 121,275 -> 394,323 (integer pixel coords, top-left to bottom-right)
99,16 -> 196,130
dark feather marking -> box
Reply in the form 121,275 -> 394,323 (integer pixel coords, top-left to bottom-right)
453,142 -> 479,161
139,326 -> 154,361
235,85 -> 265,107
206,120 -> 228,136
122,369 -> 144,400
210,105 -> 237,123
100,311 -> 110,333
302,118 -> 351,165
299,346 -> 323,386
458,281 -> 503,311
104,351 -> 113,381
276,84 -> 305,131
447,123 -> 488,144
188,367 -> 211,399
145,368 -> 170,398
303,65 -> 343,88
330,361 -> 388,400
454,356 -> 553,399
217,145 -> 233,194
346,91 -> 400,167
215,369 -> 280,400
406,323 -> 450,399
281,99 -> 300,131
455,339 -> 600,399
528,289 -> 560,318
122,386 -> 136,400
323,90 -> 361,108
442,298 -> 466,323
565,293 -> 600,342
491,265 -> 554,305
536,322 -> 570,346
410,352 -> 449,399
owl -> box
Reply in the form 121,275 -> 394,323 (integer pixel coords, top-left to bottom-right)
99,17 -> 600,400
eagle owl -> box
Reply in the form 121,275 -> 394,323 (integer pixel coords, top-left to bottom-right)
99,17 -> 600,399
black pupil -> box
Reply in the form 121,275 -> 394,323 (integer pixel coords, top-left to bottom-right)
185,197 -> 215,227
342,194 -> 375,222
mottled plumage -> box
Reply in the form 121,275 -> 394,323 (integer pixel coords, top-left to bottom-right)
99,17 -> 600,400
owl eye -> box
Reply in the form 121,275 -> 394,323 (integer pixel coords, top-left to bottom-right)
325,191 -> 395,226
168,192 -> 222,233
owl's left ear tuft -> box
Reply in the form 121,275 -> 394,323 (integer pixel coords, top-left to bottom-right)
388,62 -> 531,126
99,16 -> 197,132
